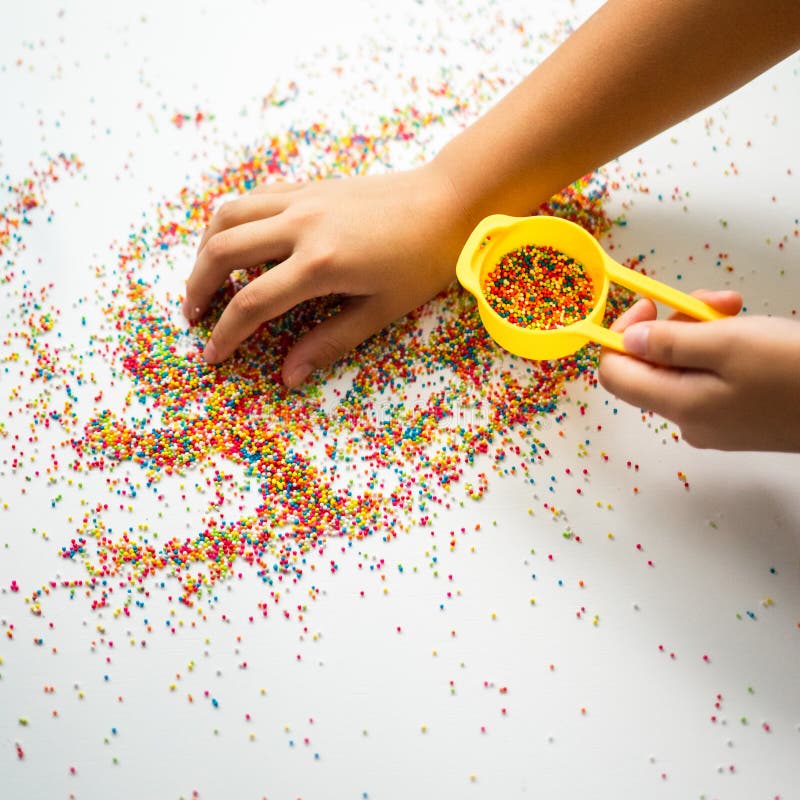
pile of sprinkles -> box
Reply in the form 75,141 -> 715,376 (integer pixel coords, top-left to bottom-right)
483,244 -> 595,329
2,90 -> 629,610
2,7 -> 798,797
70,167 -> 623,606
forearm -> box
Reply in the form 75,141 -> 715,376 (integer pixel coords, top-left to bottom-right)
434,0 -> 800,221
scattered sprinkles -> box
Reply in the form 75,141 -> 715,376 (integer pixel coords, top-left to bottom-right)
0,2 -> 797,798
26,141 -> 626,607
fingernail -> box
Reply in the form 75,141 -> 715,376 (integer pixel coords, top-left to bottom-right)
204,340 -> 220,364
623,324 -> 650,357
182,299 -> 200,322
285,363 -> 312,388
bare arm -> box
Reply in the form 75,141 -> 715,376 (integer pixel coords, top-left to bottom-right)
185,0 -> 800,393
435,0 -> 800,223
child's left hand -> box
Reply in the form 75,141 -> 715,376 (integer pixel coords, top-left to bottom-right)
182,164 -> 471,388
597,289 -> 800,452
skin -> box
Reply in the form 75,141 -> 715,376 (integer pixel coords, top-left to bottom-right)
184,0 -> 800,450
185,168 -> 469,387
600,291 -> 800,452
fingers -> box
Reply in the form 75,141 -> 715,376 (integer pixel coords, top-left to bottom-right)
599,299 -> 657,396
196,193 -> 294,253
598,345 -> 723,421
249,180 -> 305,196
184,216 -> 295,321
667,289 -> 742,322
619,290 -> 740,369
598,289 -> 741,442
622,318 -> 731,369
281,296 -> 394,388
203,254 -> 311,364
609,298 -> 657,332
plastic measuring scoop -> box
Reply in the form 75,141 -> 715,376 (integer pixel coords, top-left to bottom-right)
456,214 -> 727,360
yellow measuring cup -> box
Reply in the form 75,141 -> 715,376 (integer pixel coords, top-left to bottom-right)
456,214 -> 726,360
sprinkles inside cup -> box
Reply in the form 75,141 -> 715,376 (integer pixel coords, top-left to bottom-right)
482,244 -> 595,330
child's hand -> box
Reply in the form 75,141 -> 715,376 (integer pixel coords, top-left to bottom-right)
183,163 -> 469,387
598,290 -> 800,452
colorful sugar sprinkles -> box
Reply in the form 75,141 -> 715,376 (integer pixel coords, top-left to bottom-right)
482,244 -> 595,329
2,4 -> 798,798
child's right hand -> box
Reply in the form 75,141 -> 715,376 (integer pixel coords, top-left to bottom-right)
183,162 -> 471,387
598,290 -> 800,452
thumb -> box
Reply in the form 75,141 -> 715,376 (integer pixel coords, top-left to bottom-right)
282,296 -> 394,387
623,318 -> 728,369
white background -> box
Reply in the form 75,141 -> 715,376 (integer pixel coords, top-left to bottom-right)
1,1 -> 799,799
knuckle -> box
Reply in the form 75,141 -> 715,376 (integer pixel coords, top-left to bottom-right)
203,230 -> 232,263
305,244 -> 334,272
300,245 -> 336,287
213,200 -> 239,228
665,393 -> 707,439
312,332 -> 348,367
285,202 -> 320,228
596,355 -> 622,397
652,329 -> 675,365
596,358 -> 613,392
656,396 -> 679,424
230,285 -> 262,319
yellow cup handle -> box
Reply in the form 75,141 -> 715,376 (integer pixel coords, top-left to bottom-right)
582,321 -> 625,353
603,257 -> 727,322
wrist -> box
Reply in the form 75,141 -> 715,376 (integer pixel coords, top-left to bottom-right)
417,157 -> 481,261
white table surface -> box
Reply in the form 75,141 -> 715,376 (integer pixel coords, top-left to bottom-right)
1,2 -> 798,798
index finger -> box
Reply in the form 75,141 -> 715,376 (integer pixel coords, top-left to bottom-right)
196,192 -> 293,254
203,253 -> 314,364
598,346 -> 722,422
184,215 -> 294,321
